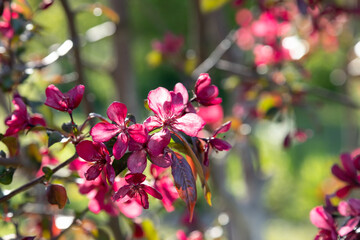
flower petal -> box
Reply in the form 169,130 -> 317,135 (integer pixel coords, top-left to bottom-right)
44,84 -> 67,111
113,132 -> 128,159
150,153 -> 171,168
309,206 -> 336,231
147,129 -> 171,156
90,122 -> 121,142
172,113 -> 205,137
107,102 -> 127,127
210,138 -> 232,151
340,153 -> 357,179
174,83 -> 188,104
85,164 -> 103,180
125,173 -> 146,184
106,163 -> 115,185
213,121 -> 232,136
144,116 -> 163,132
76,140 -> 105,162
113,185 -> 131,201
142,184 -> 163,200
147,87 -> 171,119
127,150 -> 147,173
128,124 -> 148,144
65,84 -> 84,110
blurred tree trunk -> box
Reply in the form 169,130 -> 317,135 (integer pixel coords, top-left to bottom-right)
110,0 -> 139,116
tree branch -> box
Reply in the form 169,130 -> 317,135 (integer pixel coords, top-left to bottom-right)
0,154 -> 77,203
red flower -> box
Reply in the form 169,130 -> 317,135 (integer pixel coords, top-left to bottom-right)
203,121 -> 232,166
90,102 -> 148,159
194,73 -> 222,106
113,173 -> 162,209
152,32 -> 184,55
127,128 -> 171,173
44,84 -> 84,114
144,85 -> 205,140
4,96 -> 46,136
76,140 -> 115,185
331,153 -> 360,198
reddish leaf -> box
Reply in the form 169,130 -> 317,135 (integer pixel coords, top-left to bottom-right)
46,184 -> 68,209
171,153 -> 197,221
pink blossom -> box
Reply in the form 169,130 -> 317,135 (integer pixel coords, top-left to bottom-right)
152,32 -> 184,55
4,96 -> 46,136
44,84 -> 84,114
310,206 -> 338,240
176,230 -> 203,240
113,173 -> 162,209
202,121 -> 232,166
90,102 -> 148,159
197,105 -> 224,129
76,140 -> 115,185
0,6 -> 19,39
144,85 -> 205,139
150,164 -> 179,212
127,128 -> 171,173
194,73 -> 222,106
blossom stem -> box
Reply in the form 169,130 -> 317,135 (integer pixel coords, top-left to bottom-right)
0,154 -> 78,204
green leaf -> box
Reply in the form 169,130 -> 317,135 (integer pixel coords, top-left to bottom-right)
0,166 -> 16,185
168,142 -> 187,155
47,131 -> 65,147
42,166 -> 53,181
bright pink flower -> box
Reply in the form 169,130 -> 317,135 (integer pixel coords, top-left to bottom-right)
197,104 -> 224,129
4,96 -> 46,136
152,32 -> 184,55
76,140 -> 115,185
194,73 -> 222,106
90,102 -> 148,159
202,121 -> 232,166
113,173 -> 162,209
150,164 -> 179,212
44,84 -> 84,114
0,6 -> 19,39
310,206 -> 338,240
144,85 -> 205,138
127,128 -> 171,173
331,153 -> 360,198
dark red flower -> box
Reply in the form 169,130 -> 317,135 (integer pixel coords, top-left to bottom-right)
4,96 -> 46,136
113,173 -> 162,209
76,140 -> 115,185
44,84 -> 84,114
331,153 -> 360,198
127,128 -> 171,173
194,73 -> 222,106
203,121 -> 232,166
90,102 -> 148,159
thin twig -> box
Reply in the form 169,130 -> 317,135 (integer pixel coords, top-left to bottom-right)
0,154 -> 77,203
192,30 -> 237,78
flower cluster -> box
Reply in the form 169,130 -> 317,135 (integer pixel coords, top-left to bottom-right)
310,151 -> 360,239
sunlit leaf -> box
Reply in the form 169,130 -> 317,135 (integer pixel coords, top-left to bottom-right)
171,153 -> 197,222
42,166 -> 53,181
